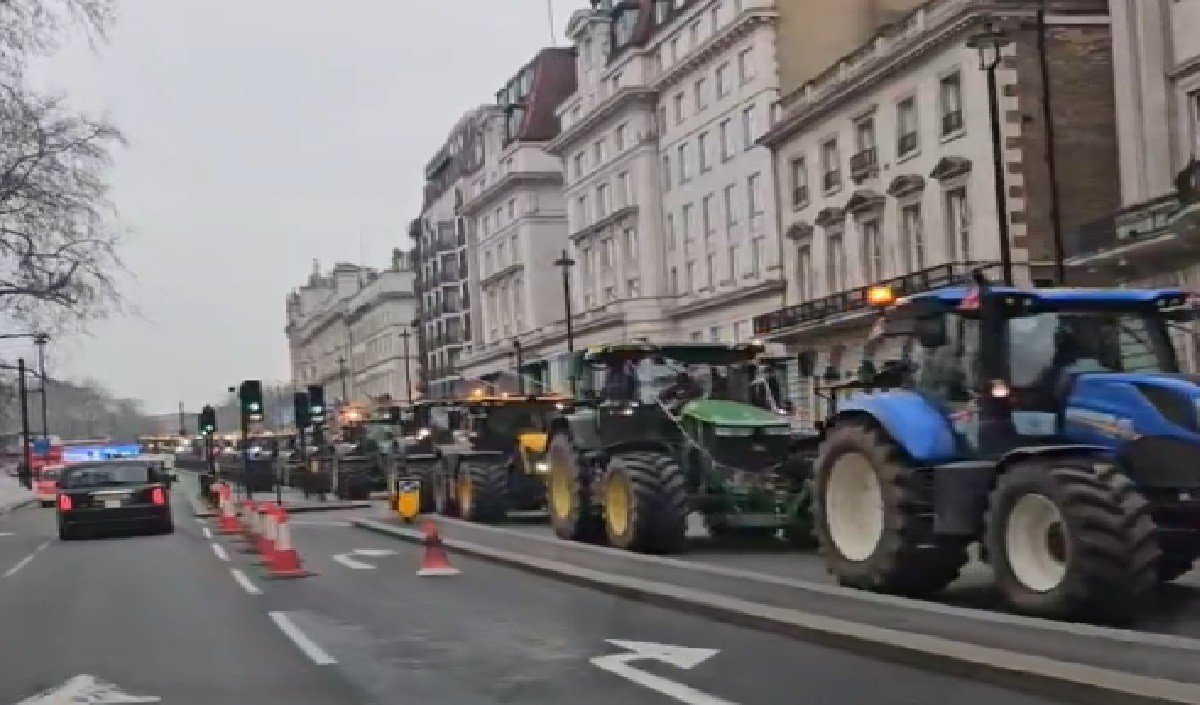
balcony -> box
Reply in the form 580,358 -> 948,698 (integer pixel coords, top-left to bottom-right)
752,261 -> 994,337
822,170 -> 841,193
941,110 -> 963,135
849,147 -> 878,182
897,132 -> 918,157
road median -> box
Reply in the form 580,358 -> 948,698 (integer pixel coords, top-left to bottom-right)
354,515 -> 1200,705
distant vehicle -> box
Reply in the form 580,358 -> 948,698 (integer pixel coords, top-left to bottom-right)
55,459 -> 174,540
35,463 -> 65,507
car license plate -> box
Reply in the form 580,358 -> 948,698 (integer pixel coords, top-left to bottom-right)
104,499 -> 122,508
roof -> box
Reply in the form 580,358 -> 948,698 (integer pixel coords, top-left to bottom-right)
901,286 -> 1189,309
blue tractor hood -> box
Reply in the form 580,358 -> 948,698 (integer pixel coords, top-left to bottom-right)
1065,372 -> 1200,444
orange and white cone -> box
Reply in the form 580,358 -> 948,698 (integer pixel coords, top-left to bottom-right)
417,520 -> 460,577
216,484 -> 240,535
265,506 -> 313,579
238,500 -> 261,553
256,502 -> 278,563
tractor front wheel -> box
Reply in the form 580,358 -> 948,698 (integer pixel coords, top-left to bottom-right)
985,458 -> 1158,622
458,461 -> 507,523
546,434 -> 603,542
603,451 -> 688,554
815,421 -> 968,595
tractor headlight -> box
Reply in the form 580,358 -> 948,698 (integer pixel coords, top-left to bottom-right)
535,461 -> 549,474
416,428 -> 431,440
714,427 -> 754,437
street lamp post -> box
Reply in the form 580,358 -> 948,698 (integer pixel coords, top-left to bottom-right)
33,333 -> 49,440
968,22 -> 1015,286
512,339 -> 524,395
399,328 -> 414,405
553,249 -> 577,394
337,356 -> 349,402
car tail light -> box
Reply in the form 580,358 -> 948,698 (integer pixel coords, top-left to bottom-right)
150,487 -> 166,506
57,494 -> 72,511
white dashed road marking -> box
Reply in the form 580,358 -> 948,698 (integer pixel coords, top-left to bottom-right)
4,540 -> 49,578
210,542 -> 229,562
201,527 -> 213,540
269,612 -> 336,665
230,568 -> 261,595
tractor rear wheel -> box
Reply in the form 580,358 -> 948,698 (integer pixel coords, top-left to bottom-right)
1158,554 -> 1196,583
985,458 -> 1158,621
546,434 -> 603,542
603,451 -> 689,554
458,461 -> 508,523
815,421 -> 968,595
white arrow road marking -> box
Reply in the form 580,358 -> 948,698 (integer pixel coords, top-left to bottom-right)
16,674 -> 161,703
590,639 -> 737,705
332,548 -> 397,570
269,612 -> 336,665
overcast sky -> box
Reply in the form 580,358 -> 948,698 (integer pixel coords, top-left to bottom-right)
25,0 -> 580,415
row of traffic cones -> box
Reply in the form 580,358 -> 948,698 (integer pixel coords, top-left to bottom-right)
210,481 -> 456,578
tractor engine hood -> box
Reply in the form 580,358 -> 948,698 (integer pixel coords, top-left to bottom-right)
681,399 -> 790,427
1067,372 -> 1200,437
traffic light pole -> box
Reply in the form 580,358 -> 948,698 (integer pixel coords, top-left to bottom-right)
18,358 -> 31,490
241,412 -> 250,500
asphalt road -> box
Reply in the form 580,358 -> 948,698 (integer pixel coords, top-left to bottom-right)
0,491 -> 1067,705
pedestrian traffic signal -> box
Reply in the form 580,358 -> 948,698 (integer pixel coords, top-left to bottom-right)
199,405 -> 216,435
239,380 -> 264,423
307,384 -> 325,424
293,391 -> 310,428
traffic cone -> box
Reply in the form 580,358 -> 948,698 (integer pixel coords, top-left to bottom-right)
256,502 -> 278,563
417,520 -> 460,577
238,500 -> 261,553
265,506 -> 313,579
216,484 -> 240,535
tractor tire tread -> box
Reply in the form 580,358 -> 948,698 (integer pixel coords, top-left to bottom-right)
463,461 -> 508,523
610,451 -> 689,554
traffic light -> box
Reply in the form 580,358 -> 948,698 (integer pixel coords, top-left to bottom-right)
307,384 -> 325,424
293,391 -> 310,428
239,380 -> 264,423
198,405 -> 216,435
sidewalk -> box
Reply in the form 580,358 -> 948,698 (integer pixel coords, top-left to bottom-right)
0,475 -> 34,514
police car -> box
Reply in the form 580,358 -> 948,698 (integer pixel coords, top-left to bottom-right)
55,457 -> 174,540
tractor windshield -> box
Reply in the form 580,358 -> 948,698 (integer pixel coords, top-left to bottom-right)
1005,309 -> 1177,388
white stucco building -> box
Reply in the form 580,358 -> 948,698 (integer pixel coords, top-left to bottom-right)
286,249 -> 420,405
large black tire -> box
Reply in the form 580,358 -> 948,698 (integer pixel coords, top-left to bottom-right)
458,461 -> 508,523
984,458 -> 1158,622
433,458 -> 458,517
815,421 -> 968,595
155,517 -> 175,535
1159,554 -> 1196,583
603,451 -> 689,554
546,434 -> 603,542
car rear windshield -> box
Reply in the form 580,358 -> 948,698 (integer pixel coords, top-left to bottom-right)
60,463 -> 157,489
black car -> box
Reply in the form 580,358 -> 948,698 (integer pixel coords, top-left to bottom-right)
56,459 -> 175,539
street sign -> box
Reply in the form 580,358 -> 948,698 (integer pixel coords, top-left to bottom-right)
32,438 -> 49,455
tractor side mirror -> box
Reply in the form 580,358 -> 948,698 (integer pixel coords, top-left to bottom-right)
915,316 -> 947,349
797,350 -> 817,378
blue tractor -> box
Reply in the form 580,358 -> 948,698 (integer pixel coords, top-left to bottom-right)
814,277 -> 1200,621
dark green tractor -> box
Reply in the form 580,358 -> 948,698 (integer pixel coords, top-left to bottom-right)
545,342 -> 818,554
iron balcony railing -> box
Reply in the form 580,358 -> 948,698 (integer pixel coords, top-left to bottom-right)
849,147 -> 878,180
752,261 -> 994,336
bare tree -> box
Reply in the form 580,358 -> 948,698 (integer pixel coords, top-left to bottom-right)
0,0 -> 123,328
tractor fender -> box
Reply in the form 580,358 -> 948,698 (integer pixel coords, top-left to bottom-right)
832,391 -> 958,464
995,444 -> 1116,475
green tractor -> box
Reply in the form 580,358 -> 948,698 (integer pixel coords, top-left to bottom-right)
544,342 -> 818,553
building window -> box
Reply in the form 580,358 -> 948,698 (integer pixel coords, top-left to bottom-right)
826,229 -> 847,292
691,330 -> 703,341
624,227 -> 638,262
670,36 -> 680,63
738,47 -> 755,84
702,193 -> 715,241
797,245 -> 814,300
698,131 -> 711,171
674,92 -> 686,123
596,183 -> 611,218
685,260 -> 695,293
709,325 -> 722,341
694,77 -> 708,112
900,203 -> 925,272
1190,89 -> 1200,156
666,213 -> 677,252
716,62 -> 731,97
681,203 -> 694,244
497,240 -> 507,268
945,187 -> 971,262
576,193 -> 590,227
747,172 -> 764,218
723,183 -> 738,229
611,72 -> 622,91
860,218 -> 883,282
821,138 -> 841,192
690,19 -> 701,47
615,122 -> 628,151
617,171 -> 631,208
678,142 -> 690,183
940,72 -> 963,136
670,267 -> 679,295
657,105 -> 667,133
790,157 -> 809,208
507,197 -> 516,219
481,215 -> 490,236
573,152 -> 585,180
705,251 -> 716,287
897,97 -> 919,157
851,116 -> 877,179
732,320 -> 745,342
594,138 -> 607,165
484,250 -> 494,277
727,243 -> 739,280
662,154 -> 672,192
720,118 -> 735,160
749,237 -> 761,277
741,104 -> 758,149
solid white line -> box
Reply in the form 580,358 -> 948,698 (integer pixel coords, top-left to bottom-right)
210,542 -> 229,562
268,612 -> 336,665
201,527 -> 213,540
4,540 -> 49,578
229,568 -> 261,595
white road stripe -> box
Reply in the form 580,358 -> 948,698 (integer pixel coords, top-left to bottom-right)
230,568 -> 261,595
210,542 -> 229,562
269,612 -> 336,665
201,527 -> 213,540
4,540 -> 49,578
331,553 -> 375,570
